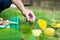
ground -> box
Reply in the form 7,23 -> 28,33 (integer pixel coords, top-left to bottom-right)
0,7 -> 60,40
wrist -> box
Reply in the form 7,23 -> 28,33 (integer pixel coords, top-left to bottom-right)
22,8 -> 27,14
21,8 -> 26,12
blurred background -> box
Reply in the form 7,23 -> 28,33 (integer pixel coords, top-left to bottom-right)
11,0 -> 60,11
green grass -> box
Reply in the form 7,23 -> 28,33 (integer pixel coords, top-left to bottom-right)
0,28 -> 23,40
0,7 -> 60,40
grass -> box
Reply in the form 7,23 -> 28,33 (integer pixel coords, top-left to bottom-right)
0,28 -> 23,40
0,7 -> 60,40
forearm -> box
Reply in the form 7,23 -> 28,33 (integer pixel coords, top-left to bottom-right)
11,0 -> 35,22
11,0 -> 26,12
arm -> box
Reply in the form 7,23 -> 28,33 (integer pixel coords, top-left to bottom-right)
11,0 -> 25,12
11,0 -> 35,22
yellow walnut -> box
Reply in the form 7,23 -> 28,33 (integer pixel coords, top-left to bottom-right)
38,19 -> 47,31
51,23 -> 60,28
45,28 -> 55,36
32,29 -> 42,37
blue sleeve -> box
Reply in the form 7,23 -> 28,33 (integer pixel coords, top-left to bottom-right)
4,0 -> 12,7
0,0 -> 12,12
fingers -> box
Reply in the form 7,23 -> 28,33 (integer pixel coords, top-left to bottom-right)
26,14 -> 29,21
30,11 -> 36,22
23,9 -> 35,22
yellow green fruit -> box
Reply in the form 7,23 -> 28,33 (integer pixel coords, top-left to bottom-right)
45,28 -> 55,36
51,23 -> 60,28
32,29 -> 42,37
38,19 -> 47,30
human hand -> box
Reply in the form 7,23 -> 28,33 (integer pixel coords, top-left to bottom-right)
22,9 -> 35,22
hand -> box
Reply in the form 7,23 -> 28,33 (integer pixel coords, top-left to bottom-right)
22,9 -> 35,22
